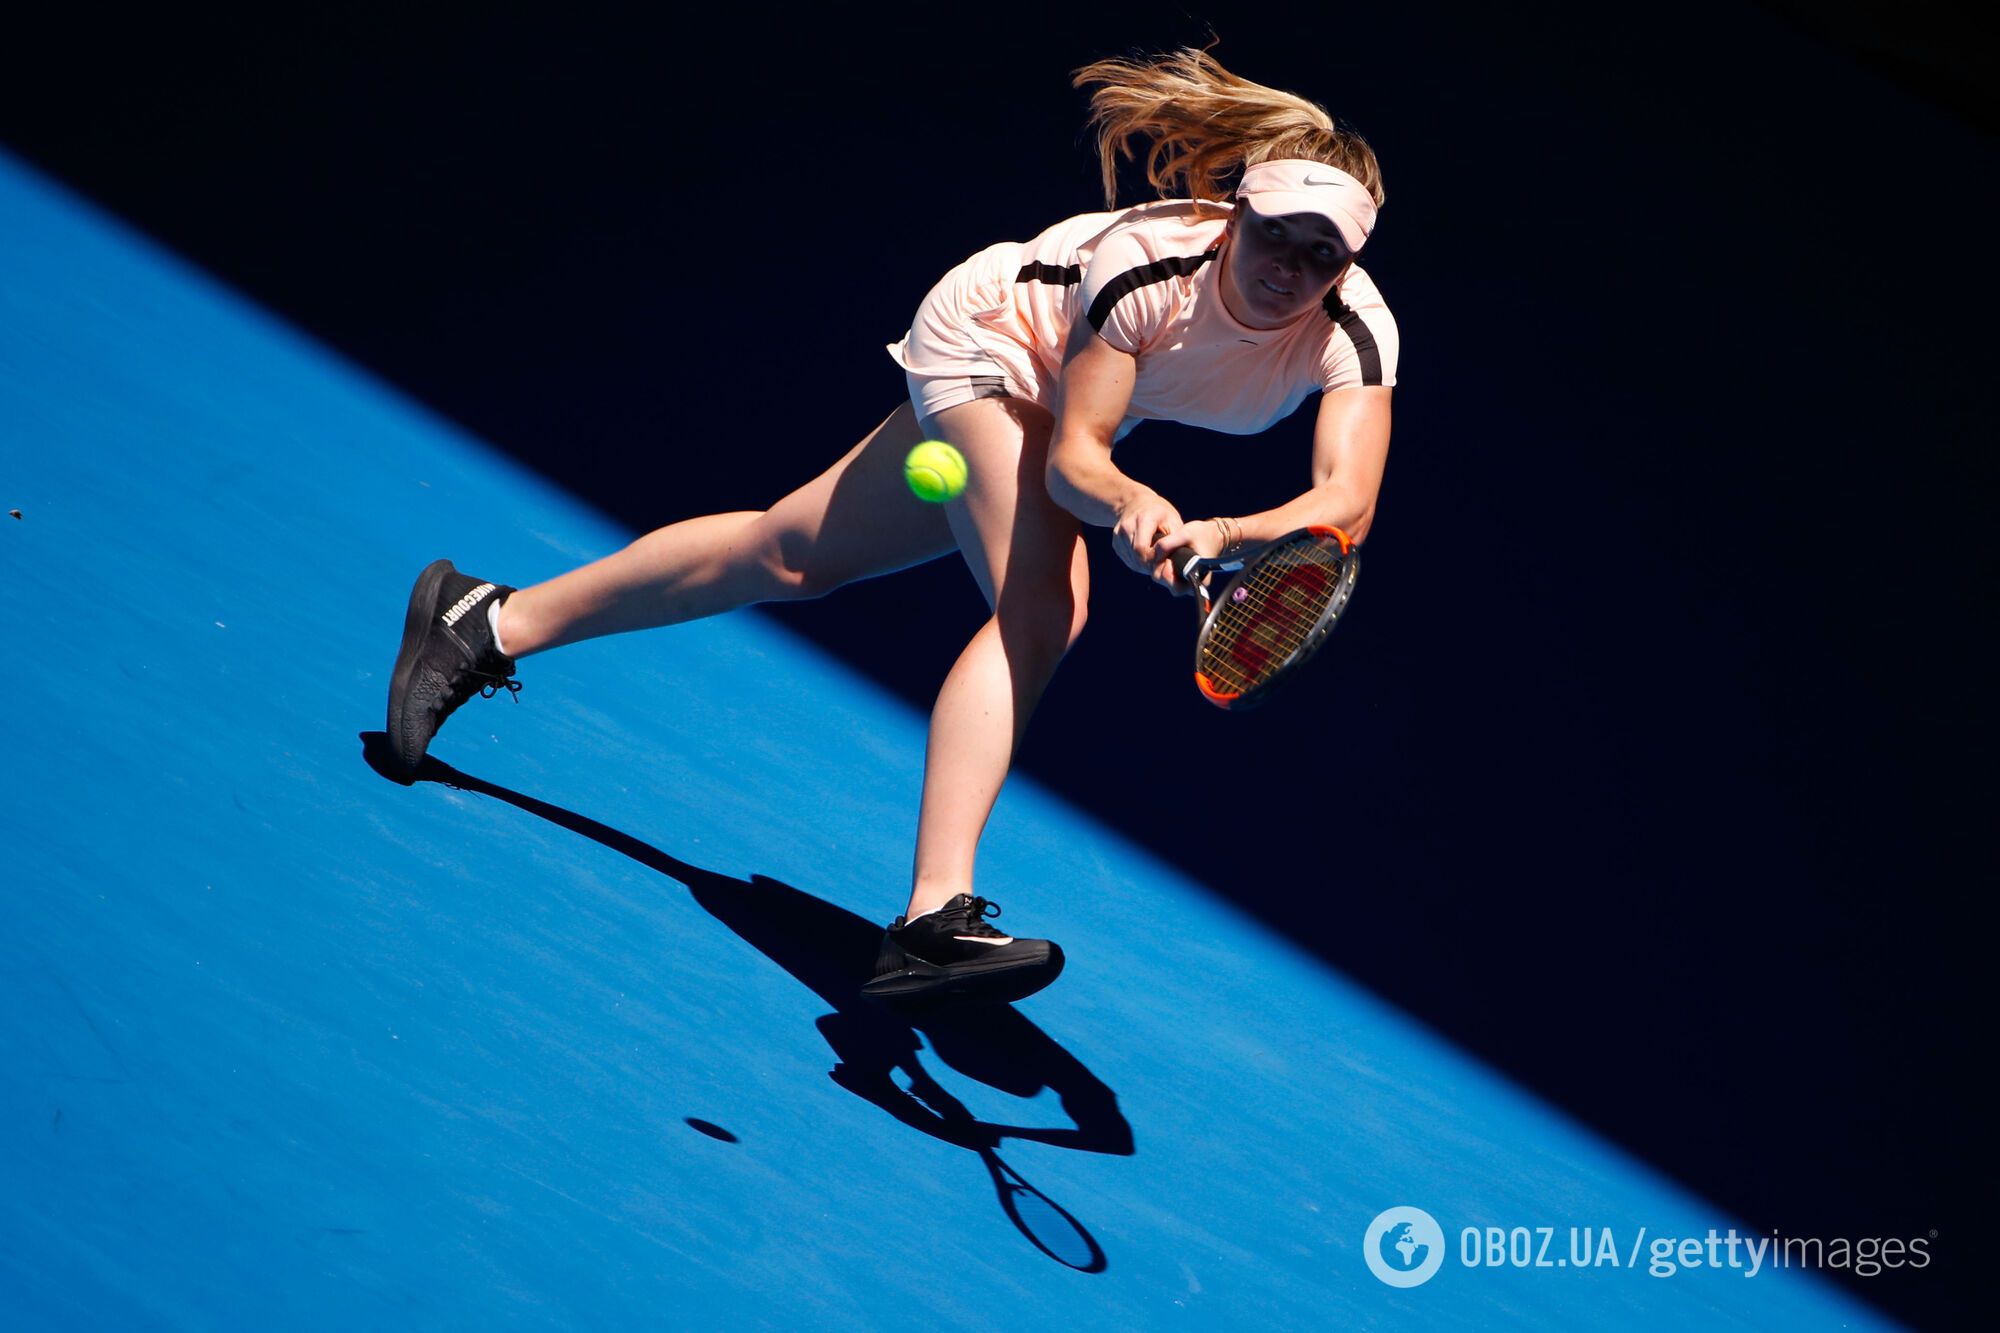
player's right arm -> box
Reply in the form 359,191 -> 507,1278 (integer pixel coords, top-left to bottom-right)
1045,324 -> 1184,577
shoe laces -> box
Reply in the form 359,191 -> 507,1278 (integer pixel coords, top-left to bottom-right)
437,665 -> 521,715
956,895 -> 1006,937
475,672 -> 523,703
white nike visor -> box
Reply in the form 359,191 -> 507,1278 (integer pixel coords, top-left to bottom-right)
1235,158 -> 1377,254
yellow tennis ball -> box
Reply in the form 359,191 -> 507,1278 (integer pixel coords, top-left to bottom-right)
904,440 -> 968,503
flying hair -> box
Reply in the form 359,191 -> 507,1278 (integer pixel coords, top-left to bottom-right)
1072,46 -> 1385,215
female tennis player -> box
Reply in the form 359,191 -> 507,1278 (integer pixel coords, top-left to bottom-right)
385,47 -> 1398,1003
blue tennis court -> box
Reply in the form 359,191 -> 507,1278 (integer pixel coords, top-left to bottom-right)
1,152 -> 1898,1328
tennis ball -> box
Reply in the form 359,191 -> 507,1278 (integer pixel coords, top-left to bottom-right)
904,440 -> 968,503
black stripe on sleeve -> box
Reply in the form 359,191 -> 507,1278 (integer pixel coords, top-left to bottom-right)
1322,291 -> 1385,385
1016,261 -> 1083,286
1086,251 -> 1216,332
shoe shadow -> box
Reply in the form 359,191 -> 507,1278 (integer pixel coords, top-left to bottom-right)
359,732 -> 1131,1273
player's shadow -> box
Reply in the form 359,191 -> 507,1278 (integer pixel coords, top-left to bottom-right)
360,733 -> 1132,1272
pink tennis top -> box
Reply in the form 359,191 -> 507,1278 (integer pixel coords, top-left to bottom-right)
888,199 -> 1399,440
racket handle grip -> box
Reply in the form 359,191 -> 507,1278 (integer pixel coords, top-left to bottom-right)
1177,550 -> 1215,583
1177,550 -> 1218,612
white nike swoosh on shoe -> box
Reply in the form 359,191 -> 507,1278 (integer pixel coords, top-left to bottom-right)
954,935 -> 1016,946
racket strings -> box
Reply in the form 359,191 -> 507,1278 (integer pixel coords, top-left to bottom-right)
1198,543 -> 1344,694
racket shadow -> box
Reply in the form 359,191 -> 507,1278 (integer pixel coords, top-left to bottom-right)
358,732 -> 1132,1272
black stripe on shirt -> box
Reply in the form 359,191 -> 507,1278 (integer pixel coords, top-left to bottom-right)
1017,261 -> 1082,286
1322,291 -> 1385,385
1086,250 -> 1217,332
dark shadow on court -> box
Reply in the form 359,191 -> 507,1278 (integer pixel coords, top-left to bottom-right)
360,731 -> 1133,1273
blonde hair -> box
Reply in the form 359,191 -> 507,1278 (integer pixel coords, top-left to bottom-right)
1072,47 -> 1385,214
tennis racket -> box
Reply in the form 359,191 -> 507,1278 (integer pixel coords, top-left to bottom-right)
1173,525 -> 1359,710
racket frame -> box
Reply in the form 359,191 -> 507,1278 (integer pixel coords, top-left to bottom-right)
1178,525 -> 1358,710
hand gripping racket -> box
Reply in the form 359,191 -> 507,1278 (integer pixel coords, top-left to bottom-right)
1175,525 -> 1359,710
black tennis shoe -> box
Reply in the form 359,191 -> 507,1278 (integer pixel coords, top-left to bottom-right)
861,893 -> 1065,1006
385,559 -> 520,780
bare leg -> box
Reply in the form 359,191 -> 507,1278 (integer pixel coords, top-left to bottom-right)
905,397 -> 1089,920
495,402 -> 953,656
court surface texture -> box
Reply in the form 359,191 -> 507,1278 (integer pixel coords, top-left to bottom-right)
0,153 -> 1894,1329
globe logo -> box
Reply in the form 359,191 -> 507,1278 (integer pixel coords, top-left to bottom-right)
1364,1206 -> 1446,1288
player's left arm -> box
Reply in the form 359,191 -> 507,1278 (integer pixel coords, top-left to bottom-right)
1298,384 -> 1393,544
1157,385 -> 1393,566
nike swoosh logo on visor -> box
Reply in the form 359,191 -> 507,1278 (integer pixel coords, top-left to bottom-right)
955,935 -> 1016,946
1304,176 -> 1345,188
